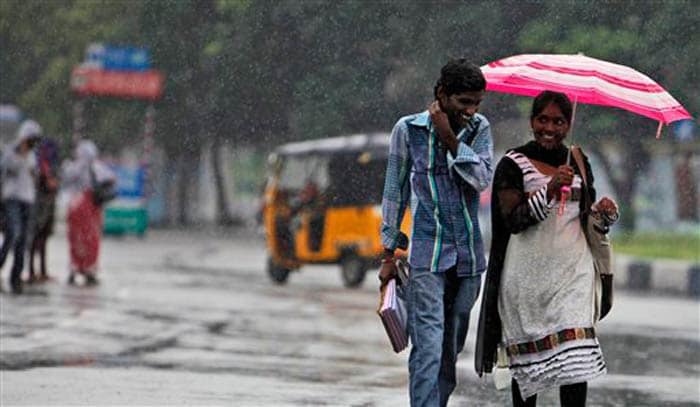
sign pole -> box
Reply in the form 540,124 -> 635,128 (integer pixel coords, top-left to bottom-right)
142,103 -> 156,198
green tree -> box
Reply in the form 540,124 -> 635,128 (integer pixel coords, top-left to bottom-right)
3,0 -> 696,229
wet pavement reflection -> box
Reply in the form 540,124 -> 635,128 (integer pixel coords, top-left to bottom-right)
1,228 -> 699,406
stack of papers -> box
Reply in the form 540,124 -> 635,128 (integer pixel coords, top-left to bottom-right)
377,278 -> 408,353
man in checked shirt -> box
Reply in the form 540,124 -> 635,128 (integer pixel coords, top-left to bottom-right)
379,59 -> 493,407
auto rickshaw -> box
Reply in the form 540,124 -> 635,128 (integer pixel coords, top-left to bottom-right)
262,133 -> 411,288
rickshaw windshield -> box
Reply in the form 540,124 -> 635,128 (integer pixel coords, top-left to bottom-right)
278,155 -> 330,191
276,147 -> 388,207
325,152 -> 386,207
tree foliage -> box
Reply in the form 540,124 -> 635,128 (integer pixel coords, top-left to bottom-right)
2,0 -> 697,227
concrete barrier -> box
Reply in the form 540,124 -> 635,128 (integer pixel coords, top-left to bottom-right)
688,265 -> 700,298
614,255 -> 700,299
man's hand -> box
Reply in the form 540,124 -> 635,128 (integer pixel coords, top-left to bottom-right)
547,164 -> 574,200
378,259 -> 397,288
429,101 -> 458,155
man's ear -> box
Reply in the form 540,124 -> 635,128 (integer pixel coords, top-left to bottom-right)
436,85 -> 445,101
436,86 -> 448,109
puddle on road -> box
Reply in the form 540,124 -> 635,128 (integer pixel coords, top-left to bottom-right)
600,333 -> 700,378
125,309 -> 181,324
206,321 -> 227,334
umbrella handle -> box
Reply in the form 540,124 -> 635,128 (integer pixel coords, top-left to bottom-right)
655,121 -> 663,139
558,186 -> 571,216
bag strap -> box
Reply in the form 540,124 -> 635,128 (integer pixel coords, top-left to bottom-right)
527,158 -> 557,176
89,161 -> 97,187
570,145 -> 594,212
570,145 -> 588,187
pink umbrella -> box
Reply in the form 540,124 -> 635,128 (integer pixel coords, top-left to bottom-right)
481,53 -> 693,138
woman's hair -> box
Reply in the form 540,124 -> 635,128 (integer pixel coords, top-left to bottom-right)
434,58 -> 486,98
531,91 -> 573,123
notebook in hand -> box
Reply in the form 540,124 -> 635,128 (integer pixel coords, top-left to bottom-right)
377,277 -> 408,353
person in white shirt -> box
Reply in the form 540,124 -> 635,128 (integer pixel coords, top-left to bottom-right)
0,119 -> 40,294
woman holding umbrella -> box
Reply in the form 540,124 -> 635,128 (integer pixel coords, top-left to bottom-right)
476,91 -> 619,406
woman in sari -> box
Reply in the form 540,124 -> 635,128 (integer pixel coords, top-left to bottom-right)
62,140 -> 115,286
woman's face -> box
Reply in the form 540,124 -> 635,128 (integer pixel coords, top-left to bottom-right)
531,102 -> 570,150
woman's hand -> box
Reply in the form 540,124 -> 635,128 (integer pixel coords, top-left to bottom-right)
594,197 -> 619,221
546,165 -> 574,200
429,101 -> 458,155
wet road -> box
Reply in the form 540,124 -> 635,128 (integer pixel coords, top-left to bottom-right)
1,227 -> 699,406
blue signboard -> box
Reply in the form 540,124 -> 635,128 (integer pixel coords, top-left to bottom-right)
111,165 -> 145,198
86,43 -> 151,71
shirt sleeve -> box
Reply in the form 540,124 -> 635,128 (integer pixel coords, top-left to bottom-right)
1,150 -> 23,176
446,119 -> 494,192
381,120 -> 412,251
493,157 -> 554,234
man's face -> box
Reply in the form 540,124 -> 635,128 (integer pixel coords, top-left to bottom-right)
439,89 -> 485,130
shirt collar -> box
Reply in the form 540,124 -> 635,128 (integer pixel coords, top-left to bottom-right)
408,110 -> 479,137
408,111 -> 431,128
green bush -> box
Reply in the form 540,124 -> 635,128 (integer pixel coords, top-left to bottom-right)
613,232 -> 700,261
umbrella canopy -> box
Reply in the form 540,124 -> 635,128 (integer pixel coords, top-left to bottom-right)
481,54 -> 692,127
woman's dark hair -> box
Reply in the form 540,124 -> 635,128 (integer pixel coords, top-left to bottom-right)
531,91 -> 573,123
434,58 -> 486,98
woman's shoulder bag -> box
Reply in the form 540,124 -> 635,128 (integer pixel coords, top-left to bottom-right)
570,146 -> 614,321
89,163 -> 116,206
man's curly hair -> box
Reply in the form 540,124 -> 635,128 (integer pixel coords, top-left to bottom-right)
434,58 -> 486,98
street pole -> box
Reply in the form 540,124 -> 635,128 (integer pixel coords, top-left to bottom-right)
142,103 -> 156,197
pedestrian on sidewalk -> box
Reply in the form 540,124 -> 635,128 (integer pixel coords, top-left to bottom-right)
475,91 -> 620,406
61,139 -> 115,286
379,58 -> 493,406
0,119 -> 41,294
27,136 -> 60,283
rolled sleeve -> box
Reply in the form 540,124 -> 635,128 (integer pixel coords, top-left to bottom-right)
447,118 -> 494,192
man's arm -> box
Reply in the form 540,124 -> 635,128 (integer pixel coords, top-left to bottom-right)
446,118 -> 494,192
380,120 -> 412,255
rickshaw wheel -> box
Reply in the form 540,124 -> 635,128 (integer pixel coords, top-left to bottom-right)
267,257 -> 291,284
340,254 -> 367,288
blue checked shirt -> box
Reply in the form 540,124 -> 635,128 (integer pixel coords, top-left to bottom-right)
381,111 -> 494,276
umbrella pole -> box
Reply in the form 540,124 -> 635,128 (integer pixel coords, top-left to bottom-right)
566,96 -> 578,165
559,95 -> 578,216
